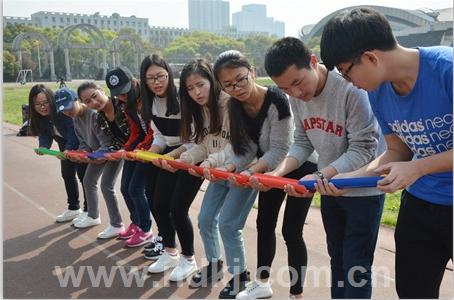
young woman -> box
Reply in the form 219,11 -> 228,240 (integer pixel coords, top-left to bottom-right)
29,84 -> 87,223
163,59 -> 232,282
139,54 -> 203,281
202,50 -> 294,299
62,82 -> 124,239
177,59 -> 253,289
103,66 -> 161,248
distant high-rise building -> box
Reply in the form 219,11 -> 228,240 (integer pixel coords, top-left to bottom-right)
188,0 -> 230,32
232,4 -> 285,37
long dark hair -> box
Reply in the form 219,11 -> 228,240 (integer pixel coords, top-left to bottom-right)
124,79 -> 141,116
28,84 -> 55,136
213,50 -> 253,155
179,59 -> 222,143
77,81 -> 103,99
140,54 -> 179,122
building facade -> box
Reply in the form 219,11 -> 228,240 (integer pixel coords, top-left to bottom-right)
4,12 -> 150,39
300,6 -> 453,48
188,0 -> 230,32
4,6 -> 276,49
232,4 -> 285,37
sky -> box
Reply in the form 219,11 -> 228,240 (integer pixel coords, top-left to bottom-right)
3,0 -> 452,37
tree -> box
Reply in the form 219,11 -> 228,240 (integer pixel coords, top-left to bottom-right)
243,35 -> 278,76
3,50 -> 20,81
163,32 -> 245,64
307,37 -> 321,59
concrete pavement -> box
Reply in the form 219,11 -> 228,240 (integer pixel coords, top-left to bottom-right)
3,122 -> 453,299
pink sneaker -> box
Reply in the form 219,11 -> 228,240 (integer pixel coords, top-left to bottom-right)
125,229 -> 153,247
118,223 -> 139,240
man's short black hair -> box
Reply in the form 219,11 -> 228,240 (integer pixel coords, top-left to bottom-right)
320,7 -> 397,70
264,37 -> 312,77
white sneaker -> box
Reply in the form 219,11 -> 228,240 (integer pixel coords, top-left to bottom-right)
97,225 -> 124,239
147,251 -> 180,273
169,256 -> 198,282
72,212 -> 88,224
74,216 -> 101,228
56,209 -> 82,223
236,280 -> 273,299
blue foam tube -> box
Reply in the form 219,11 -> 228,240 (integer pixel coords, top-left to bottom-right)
298,176 -> 383,189
86,149 -> 113,159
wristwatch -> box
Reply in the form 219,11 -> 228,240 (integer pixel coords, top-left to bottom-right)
314,171 -> 325,181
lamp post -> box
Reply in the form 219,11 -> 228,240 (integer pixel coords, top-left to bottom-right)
36,41 -> 42,77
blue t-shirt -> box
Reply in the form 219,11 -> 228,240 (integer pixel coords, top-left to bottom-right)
369,46 -> 453,206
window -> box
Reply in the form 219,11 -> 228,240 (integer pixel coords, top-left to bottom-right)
52,17 -> 56,22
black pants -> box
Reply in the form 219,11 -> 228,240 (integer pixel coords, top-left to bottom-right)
256,161 -> 317,295
153,168 -> 203,256
143,164 -> 159,226
395,190 -> 453,299
57,141 -> 87,211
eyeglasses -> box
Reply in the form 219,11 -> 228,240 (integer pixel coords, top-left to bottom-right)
222,70 -> 250,93
34,102 -> 50,108
145,73 -> 168,84
339,52 -> 367,81
339,61 -> 356,81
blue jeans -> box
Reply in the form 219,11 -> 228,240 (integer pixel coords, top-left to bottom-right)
120,160 -> 152,232
321,194 -> 385,299
198,181 -> 257,275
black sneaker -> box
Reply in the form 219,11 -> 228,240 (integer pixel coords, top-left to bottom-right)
189,260 -> 224,288
218,270 -> 251,299
143,242 -> 164,260
142,234 -> 163,253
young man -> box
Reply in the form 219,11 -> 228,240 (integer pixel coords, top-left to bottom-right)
320,7 -> 453,299
258,36 -> 385,299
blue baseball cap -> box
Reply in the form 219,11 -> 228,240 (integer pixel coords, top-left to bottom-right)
55,87 -> 78,113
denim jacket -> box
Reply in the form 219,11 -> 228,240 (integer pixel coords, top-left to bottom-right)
38,112 -> 79,150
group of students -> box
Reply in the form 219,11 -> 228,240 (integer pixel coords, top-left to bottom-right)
29,8 -> 452,299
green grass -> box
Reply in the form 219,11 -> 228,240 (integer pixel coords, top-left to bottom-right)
3,81 -> 107,125
256,77 -> 275,86
3,85 -> 32,125
311,191 -> 401,227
